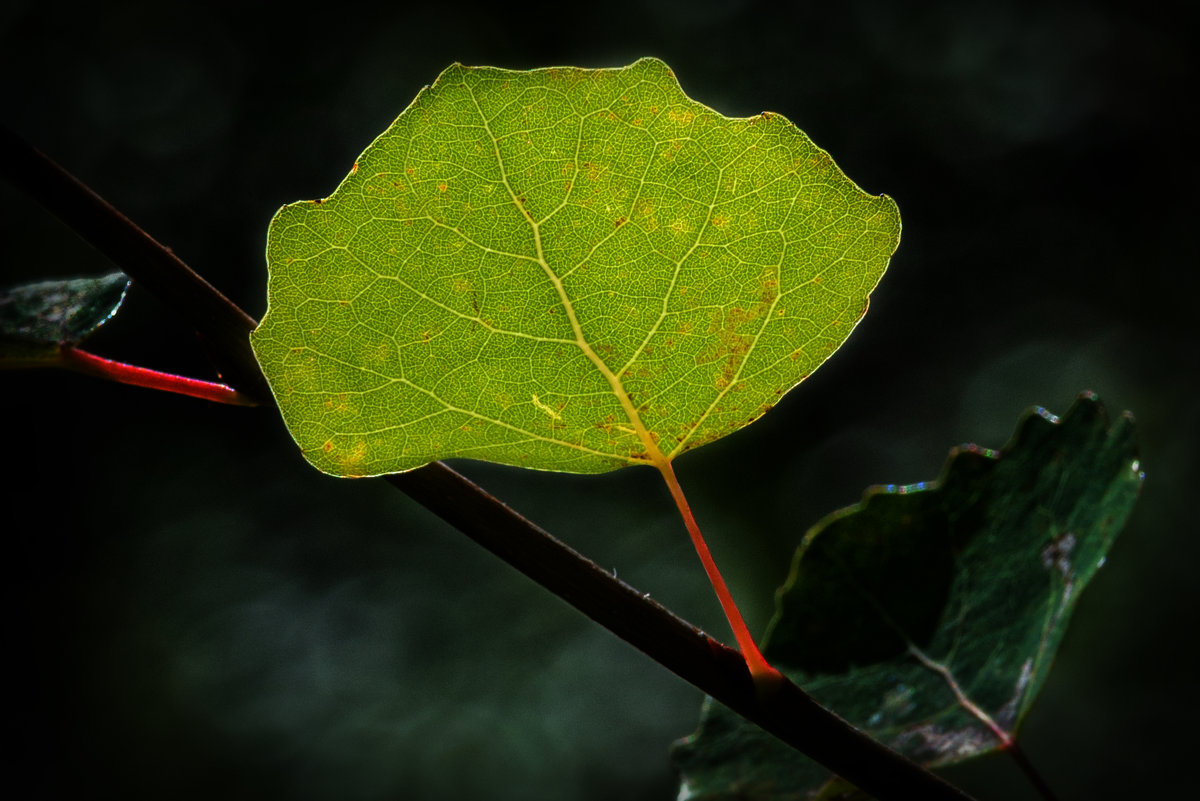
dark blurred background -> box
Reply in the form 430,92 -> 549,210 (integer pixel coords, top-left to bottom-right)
1,1 -> 1195,799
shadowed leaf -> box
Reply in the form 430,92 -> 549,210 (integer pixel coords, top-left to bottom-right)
673,393 -> 1142,800
250,58 -> 900,477
0,272 -> 130,363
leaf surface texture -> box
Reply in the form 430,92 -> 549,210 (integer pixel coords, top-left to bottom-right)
251,59 -> 900,476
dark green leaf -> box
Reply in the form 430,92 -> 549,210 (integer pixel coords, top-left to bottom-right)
0,272 -> 130,362
673,393 -> 1142,800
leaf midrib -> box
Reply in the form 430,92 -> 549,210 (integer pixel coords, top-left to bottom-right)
456,70 -> 839,464
465,75 -> 671,468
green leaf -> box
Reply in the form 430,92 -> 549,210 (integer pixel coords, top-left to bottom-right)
672,393 -> 1143,800
0,272 -> 130,363
250,58 -> 900,477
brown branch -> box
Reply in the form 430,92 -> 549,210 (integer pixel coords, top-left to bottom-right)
388,464 -> 976,801
0,123 -> 272,403
1008,742 -> 1062,801
2,126 -> 976,801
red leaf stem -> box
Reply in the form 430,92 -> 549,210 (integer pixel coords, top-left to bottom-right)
58,346 -> 257,406
656,458 -> 781,686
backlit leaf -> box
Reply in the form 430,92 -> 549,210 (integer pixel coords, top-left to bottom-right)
0,272 -> 130,363
250,59 -> 900,477
672,393 -> 1143,800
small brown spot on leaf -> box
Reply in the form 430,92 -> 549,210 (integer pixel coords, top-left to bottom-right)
337,440 -> 369,472
583,162 -> 604,181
